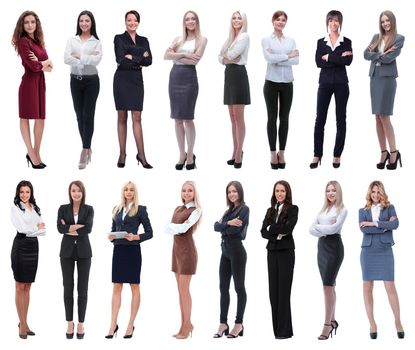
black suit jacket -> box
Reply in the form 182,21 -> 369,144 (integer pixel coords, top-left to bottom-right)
261,205 -> 298,251
114,31 -> 152,70
315,36 -> 352,84
111,205 -> 153,246
57,204 -> 94,258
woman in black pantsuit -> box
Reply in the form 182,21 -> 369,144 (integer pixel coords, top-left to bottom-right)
310,10 -> 352,169
113,10 -> 152,168
10,180 -> 46,339
106,181 -> 153,339
57,180 -> 94,339
261,180 -> 298,339
310,181 -> 347,339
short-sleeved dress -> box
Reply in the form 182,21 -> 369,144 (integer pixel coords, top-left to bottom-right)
18,37 -> 49,119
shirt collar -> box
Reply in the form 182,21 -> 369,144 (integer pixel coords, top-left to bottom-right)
271,32 -> 285,40
185,201 -> 196,209
324,33 -> 344,49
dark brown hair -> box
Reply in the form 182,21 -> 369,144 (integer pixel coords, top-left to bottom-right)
68,180 -> 86,207
272,10 -> 287,22
12,10 -> 45,51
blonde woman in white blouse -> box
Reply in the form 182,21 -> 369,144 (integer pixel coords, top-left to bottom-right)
310,181 -> 347,340
218,11 -> 250,169
261,10 -> 299,169
64,10 -> 102,169
10,180 -> 46,339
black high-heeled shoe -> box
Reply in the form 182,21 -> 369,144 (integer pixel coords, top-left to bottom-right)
227,324 -> 244,338
397,331 -> 405,339
332,157 -> 341,169
186,155 -> 196,170
26,154 -> 44,169
310,157 -> 322,169
136,154 -> 153,169
277,152 -> 286,169
376,150 -> 390,169
318,323 -> 334,340
386,150 -> 402,170
228,151 -> 243,166
175,153 -> 187,170
370,332 -> 378,339
18,323 -> 35,336
213,323 -> 229,338
331,320 -> 339,335
117,154 -> 126,168
105,324 -> 119,339
66,322 -> 74,339
123,326 -> 135,339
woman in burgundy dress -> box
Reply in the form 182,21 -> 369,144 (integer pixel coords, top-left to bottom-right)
12,11 -> 53,168
165,181 -> 202,339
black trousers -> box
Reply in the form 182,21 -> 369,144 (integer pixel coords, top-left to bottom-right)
70,75 -> 100,149
313,83 -> 349,157
219,239 -> 247,324
267,249 -> 295,338
60,249 -> 91,322
263,80 -> 293,152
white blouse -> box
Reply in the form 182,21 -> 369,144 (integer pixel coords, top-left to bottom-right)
175,39 -> 196,65
64,35 -> 102,75
165,202 -> 202,235
261,33 -> 299,83
10,204 -> 45,237
218,32 -> 250,65
310,206 -> 347,238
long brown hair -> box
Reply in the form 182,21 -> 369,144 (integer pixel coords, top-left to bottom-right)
12,11 -> 45,51
266,180 -> 293,223
373,10 -> 397,51
68,180 -> 86,207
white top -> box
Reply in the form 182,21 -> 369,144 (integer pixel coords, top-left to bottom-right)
122,203 -> 132,220
261,33 -> 298,83
74,214 -> 78,224
310,206 -> 348,238
218,32 -> 249,66
175,39 -> 196,65
371,204 -> 381,225
165,202 -> 202,235
64,35 -> 102,75
10,204 -> 45,237
323,33 -> 345,51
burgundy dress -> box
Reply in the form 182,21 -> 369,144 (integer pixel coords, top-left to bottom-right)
18,37 -> 48,119
171,206 -> 198,275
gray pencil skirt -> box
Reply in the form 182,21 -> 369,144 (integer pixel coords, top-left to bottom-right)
370,69 -> 397,116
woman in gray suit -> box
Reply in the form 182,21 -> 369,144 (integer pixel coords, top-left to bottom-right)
364,11 -> 404,170
359,181 -> 404,339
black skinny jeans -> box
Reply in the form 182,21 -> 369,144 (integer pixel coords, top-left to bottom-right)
263,80 -> 293,152
313,83 -> 349,158
70,75 -> 100,149
60,248 -> 91,323
219,238 -> 247,324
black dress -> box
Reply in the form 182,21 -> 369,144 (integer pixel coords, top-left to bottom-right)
113,32 -> 152,111
111,205 -> 153,283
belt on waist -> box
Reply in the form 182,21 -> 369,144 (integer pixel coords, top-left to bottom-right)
71,74 -> 98,80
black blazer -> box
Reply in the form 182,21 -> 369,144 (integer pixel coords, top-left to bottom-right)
261,205 -> 298,251
57,204 -> 94,258
111,205 -> 153,246
114,31 -> 152,70
315,36 -> 352,84
214,205 -> 250,240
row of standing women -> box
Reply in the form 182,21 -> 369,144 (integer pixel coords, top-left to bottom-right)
13,9 -> 405,170
10,179 -> 405,340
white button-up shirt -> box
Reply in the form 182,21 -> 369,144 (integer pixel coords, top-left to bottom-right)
64,35 -> 102,76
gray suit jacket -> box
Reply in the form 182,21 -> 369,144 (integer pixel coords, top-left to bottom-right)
364,34 -> 405,77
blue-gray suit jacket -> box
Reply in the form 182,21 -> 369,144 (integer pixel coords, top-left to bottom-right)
364,34 -> 405,77
359,204 -> 399,247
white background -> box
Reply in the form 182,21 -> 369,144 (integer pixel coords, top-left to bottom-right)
0,0 -> 413,349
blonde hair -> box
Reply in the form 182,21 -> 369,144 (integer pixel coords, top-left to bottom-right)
174,10 -> 203,52
364,180 -> 390,209
320,180 -> 344,215
181,180 -> 202,230
373,10 -> 397,51
112,181 -> 139,218
220,11 -> 248,56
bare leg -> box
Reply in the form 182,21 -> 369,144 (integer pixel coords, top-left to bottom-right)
33,119 -> 45,162
176,274 -> 193,338
117,111 -> 128,163
175,120 -> 186,163
22,284 -> 32,331
184,121 -> 196,164
278,150 -> 285,164
107,283 -> 122,335
173,273 -> 184,337
379,116 -> 397,162
228,106 -> 237,159
15,283 -> 26,335
384,281 -> 403,331
125,284 -> 140,336
232,105 -> 245,163
132,111 -> 149,164
363,281 -> 377,333
19,119 -> 40,164
319,285 -> 336,336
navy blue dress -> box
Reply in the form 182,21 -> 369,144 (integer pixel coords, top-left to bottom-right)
111,205 -> 153,283
113,32 -> 152,111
